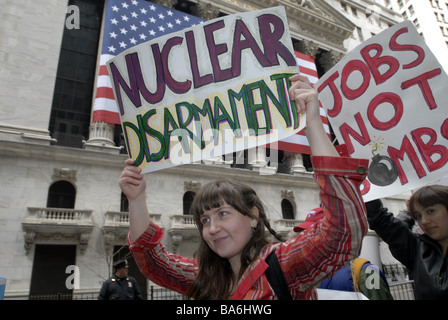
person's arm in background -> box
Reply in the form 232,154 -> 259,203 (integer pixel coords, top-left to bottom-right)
365,199 -> 417,267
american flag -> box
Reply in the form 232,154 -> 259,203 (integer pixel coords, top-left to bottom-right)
92,0 -> 204,123
272,51 -> 331,154
91,0 -> 330,153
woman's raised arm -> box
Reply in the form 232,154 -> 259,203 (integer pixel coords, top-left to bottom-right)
118,158 -> 151,242
289,73 -> 339,158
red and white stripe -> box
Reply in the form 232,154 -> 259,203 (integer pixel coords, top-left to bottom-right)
92,54 -> 121,124
273,51 -> 331,155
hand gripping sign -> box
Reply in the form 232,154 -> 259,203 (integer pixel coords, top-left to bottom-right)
107,6 -> 302,173
315,21 -> 448,201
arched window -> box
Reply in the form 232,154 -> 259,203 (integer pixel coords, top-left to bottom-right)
46,180 -> 76,209
183,191 -> 196,215
281,199 -> 294,219
120,192 -> 129,212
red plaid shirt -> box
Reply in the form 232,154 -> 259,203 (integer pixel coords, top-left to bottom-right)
128,155 -> 368,300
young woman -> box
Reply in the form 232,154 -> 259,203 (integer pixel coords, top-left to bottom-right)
366,185 -> 448,299
119,74 -> 369,299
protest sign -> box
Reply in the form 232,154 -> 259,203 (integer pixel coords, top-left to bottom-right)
315,20 -> 448,201
107,6 -> 301,173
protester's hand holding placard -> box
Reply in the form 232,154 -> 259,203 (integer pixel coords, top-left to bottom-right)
107,6 -> 301,173
315,21 -> 448,201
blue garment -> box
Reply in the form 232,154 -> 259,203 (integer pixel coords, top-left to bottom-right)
320,264 -> 354,291
319,263 -> 390,292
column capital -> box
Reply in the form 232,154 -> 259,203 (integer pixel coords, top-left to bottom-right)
294,39 -> 320,57
318,50 -> 344,72
192,1 -> 220,20
150,0 -> 177,8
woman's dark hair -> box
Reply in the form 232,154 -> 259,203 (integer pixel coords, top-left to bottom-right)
186,179 -> 283,300
408,185 -> 448,220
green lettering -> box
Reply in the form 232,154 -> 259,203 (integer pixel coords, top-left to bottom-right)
141,110 -> 165,162
246,81 -> 272,135
122,120 -> 147,166
227,86 -> 246,138
191,99 -> 214,129
271,73 -> 298,128
175,102 -> 206,150
214,96 -> 239,143
163,107 -> 182,159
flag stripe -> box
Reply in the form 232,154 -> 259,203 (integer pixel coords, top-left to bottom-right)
99,65 -> 109,76
94,97 -> 121,113
95,87 -> 115,100
93,110 -> 121,124
270,52 -> 331,154
96,75 -> 112,90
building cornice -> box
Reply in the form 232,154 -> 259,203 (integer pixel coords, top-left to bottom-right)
186,0 -> 356,53
0,139 -> 317,188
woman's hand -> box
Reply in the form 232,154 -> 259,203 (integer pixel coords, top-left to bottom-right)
288,73 -> 321,128
119,158 -> 146,201
289,73 -> 339,157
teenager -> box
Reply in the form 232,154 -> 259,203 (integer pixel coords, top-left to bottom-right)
119,74 -> 369,299
366,185 -> 448,299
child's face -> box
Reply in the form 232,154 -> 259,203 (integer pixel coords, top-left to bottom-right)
414,203 -> 448,248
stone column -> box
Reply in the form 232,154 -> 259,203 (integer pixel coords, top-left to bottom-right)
359,231 -> 383,270
249,147 -> 277,175
170,234 -> 182,254
284,151 -> 306,175
84,121 -> 122,154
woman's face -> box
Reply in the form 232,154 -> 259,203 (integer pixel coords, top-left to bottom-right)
414,203 -> 448,250
200,202 -> 258,269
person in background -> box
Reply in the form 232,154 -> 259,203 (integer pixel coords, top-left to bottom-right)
366,185 -> 448,300
291,208 -> 394,300
98,259 -> 143,300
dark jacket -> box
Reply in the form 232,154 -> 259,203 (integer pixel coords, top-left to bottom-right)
98,274 -> 143,300
366,199 -> 448,300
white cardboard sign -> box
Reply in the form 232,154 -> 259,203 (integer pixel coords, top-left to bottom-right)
107,7 -> 301,173
315,21 -> 448,201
